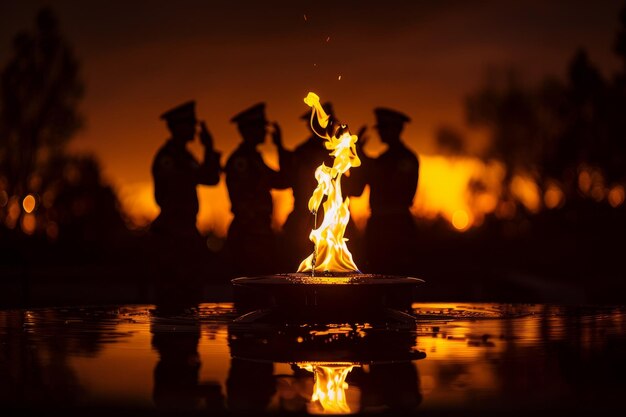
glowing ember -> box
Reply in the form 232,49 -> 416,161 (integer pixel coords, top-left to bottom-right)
298,92 -> 361,274
298,362 -> 358,414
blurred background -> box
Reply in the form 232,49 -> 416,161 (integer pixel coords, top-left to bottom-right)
1,0 -> 625,305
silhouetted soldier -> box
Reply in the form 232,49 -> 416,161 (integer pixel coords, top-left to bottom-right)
224,103 -> 289,276
280,102 -> 336,269
151,307 -> 225,412
360,362 -> 422,412
150,101 -> 221,295
350,108 -> 419,274
226,358 -> 276,412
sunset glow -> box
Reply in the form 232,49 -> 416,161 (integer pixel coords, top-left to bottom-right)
116,153 -> 556,235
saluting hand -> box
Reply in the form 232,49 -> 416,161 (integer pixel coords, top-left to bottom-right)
199,121 -> 214,149
356,125 -> 368,151
271,122 -> 283,149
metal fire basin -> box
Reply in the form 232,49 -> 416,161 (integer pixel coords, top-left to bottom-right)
231,273 -> 424,323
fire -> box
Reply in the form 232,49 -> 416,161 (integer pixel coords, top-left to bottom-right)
298,362 -> 358,414
297,92 -> 361,274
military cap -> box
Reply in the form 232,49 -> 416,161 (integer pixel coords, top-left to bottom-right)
374,107 -> 411,126
160,100 -> 197,123
300,101 -> 334,120
230,102 -> 268,125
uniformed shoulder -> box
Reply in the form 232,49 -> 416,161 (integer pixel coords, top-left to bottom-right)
376,145 -> 418,173
389,144 -> 418,161
402,146 -> 419,163
225,146 -> 252,174
225,146 -> 240,162
152,143 -> 176,174
153,142 -> 170,159
398,146 -> 419,172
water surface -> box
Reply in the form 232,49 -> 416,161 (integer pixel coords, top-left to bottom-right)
1,303 -> 624,414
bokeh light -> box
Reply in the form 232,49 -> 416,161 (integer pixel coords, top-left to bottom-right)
544,183 -> 565,209
22,194 -> 36,213
6,197 -> 20,229
21,213 -> 36,235
578,169 -> 592,193
46,222 -> 59,240
510,175 -> 540,213
452,210 -> 470,231
608,185 -> 625,208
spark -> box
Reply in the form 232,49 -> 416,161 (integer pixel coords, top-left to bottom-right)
304,14 -> 307,22
338,75 -> 342,80
326,36 -> 331,42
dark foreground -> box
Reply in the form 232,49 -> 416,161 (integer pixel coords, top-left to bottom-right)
1,303 -> 625,416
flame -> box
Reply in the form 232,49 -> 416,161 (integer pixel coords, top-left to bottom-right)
297,92 -> 361,273
298,362 -> 358,414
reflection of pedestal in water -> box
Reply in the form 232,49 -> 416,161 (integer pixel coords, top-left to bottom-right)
231,273 -> 424,324
227,320 -> 426,414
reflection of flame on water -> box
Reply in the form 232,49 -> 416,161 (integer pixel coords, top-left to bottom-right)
298,92 -> 361,273
297,362 -> 359,414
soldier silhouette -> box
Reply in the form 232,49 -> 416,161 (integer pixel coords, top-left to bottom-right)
360,362 -> 422,411
226,358 -> 276,412
349,108 -> 420,274
280,102 -> 336,269
150,101 -> 221,293
224,103 -> 289,276
151,306 -> 225,412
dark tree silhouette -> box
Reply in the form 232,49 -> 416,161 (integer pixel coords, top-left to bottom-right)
434,126 -> 467,157
464,41 -> 626,209
0,8 -> 126,249
0,8 -> 85,236
465,71 -> 551,197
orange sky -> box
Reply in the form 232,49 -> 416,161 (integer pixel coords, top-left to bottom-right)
1,1 -> 623,235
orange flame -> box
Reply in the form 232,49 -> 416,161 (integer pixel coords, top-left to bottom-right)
297,92 -> 361,273
298,362 -> 357,414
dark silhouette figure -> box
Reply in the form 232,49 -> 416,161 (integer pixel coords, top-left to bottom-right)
151,306 -> 225,412
280,102 -> 336,270
361,362 -> 422,412
226,358 -> 276,412
350,108 -> 419,274
152,101 -> 221,238
225,322 -> 277,411
224,103 -> 289,276
150,101 -> 221,294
